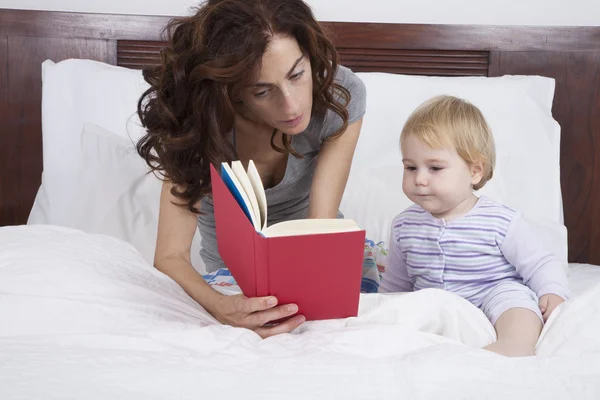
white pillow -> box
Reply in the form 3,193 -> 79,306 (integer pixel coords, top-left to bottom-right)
31,59 -> 206,272
52,123 -> 205,273
65,123 -> 161,263
340,72 -> 567,266
30,59 -> 149,225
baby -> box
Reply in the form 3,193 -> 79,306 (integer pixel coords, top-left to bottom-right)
379,95 -> 570,357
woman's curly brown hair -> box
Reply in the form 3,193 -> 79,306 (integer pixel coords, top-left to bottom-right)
137,0 -> 351,213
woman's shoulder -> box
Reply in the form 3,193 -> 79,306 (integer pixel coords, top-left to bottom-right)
313,65 -> 367,142
334,65 -> 367,104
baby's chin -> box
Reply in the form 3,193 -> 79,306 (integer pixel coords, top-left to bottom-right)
409,195 -> 435,207
410,197 -> 448,215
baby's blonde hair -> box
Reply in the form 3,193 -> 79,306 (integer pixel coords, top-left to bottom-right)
400,95 -> 496,190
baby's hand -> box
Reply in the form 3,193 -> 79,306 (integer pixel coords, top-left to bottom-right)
539,294 -> 565,322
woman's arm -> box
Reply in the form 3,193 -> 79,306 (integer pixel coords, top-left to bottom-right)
307,118 -> 363,218
153,180 -> 223,310
154,180 -> 304,337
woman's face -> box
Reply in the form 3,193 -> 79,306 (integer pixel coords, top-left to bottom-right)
239,34 -> 313,135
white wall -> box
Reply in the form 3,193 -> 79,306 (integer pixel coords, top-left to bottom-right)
1,0 -> 599,26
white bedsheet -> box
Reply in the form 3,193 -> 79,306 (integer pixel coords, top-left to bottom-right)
1,225 -> 600,399
568,263 -> 600,296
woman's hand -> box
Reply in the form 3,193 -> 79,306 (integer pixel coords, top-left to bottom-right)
154,182 -> 305,338
207,293 -> 306,338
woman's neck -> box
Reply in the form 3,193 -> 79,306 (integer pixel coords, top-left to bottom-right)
234,113 -> 284,162
235,110 -> 272,140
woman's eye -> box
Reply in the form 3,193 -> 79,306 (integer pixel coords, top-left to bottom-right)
290,70 -> 305,80
405,166 -> 417,171
254,90 -> 269,98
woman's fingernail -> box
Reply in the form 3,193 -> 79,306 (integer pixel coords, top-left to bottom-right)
267,297 -> 277,306
287,304 -> 298,313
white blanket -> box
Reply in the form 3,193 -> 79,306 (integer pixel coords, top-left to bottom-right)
1,225 -> 600,399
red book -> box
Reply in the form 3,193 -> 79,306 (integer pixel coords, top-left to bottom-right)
210,161 -> 365,321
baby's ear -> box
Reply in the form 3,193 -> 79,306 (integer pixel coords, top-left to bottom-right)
470,160 -> 484,186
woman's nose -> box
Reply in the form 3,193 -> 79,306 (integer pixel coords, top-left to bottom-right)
280,86 -> 299,113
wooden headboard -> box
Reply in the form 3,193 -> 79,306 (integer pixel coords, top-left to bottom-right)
1,9 -> 599,264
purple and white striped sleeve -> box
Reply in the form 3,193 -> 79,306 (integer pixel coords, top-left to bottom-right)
379,219 -> 414,293
500,213 -> 571,300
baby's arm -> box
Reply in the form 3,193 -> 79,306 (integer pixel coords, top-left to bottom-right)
378,221 -> 413,293
500,213 -> 570,302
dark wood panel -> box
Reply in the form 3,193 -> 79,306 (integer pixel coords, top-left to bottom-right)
0,9 -> 170,41
338,48 -> 489,76
2,36 -> 115,225
116,39 -> 491,76
490,51 -> 600,264
344,65 -> 489,76
578,52 -> 600,265
0,36 -> 9,222
323,22 -> 600,52
117,40 -> 165,69
2,9 -> 600,52
339,49 -> 489,62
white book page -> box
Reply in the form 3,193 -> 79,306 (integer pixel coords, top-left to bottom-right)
231,160 -> 261,230
222,162 -> 260,230
263,218 -> 360,238
247,160 -> 268,231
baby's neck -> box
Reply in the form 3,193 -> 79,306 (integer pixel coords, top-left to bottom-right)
431,194 -> 479,222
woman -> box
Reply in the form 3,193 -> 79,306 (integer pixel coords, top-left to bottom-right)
137,0 -> 366,338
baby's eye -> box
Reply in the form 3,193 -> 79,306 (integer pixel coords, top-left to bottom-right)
430,166 -> 444,172
404,166 -> 417,171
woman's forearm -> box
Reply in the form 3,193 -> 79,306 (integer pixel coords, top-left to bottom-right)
155,255 -> 223,314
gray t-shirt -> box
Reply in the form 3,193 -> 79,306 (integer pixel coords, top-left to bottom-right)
198,65 -> 367,272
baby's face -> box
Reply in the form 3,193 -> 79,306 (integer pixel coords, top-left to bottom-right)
401,135 -> 479,220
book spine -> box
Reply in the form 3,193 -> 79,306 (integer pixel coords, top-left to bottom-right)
254,234 -> 270,297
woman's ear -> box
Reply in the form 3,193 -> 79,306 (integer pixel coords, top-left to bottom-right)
470,160 -> 484,186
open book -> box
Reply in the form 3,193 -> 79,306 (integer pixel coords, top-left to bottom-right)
221,160 -> 362,237
210,161 -> 365,321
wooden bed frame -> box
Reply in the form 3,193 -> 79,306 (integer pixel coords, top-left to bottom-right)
0,9 -> 599,264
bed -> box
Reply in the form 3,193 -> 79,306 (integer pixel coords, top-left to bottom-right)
1,8 -> 600,399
